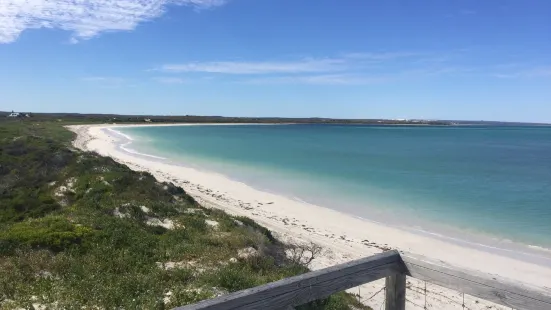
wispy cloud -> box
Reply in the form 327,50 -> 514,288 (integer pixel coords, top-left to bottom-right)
494,66 -> 551,79
153,50 -> 479,85
156,51 -> 449,75
153,77 -> 187,84
82,76 -> 126,83
459,10 -> 477,15
244,74 -> 388,85
342,52 -> 423,61
159,58 -> 346,74
243,66 -> 472,85
82,76 -> 132,87
0,0 -> 227,44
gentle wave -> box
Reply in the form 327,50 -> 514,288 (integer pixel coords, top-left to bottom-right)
350,211 -> 551,262
405,225 -> 551,262
528,245 -> 551,253
292,196 -> 308,204
120,144 -> 168,160
107,128 -> 167,160
107,128 -> 134,141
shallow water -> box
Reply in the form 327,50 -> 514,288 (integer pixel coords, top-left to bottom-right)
117,124 -> 551,252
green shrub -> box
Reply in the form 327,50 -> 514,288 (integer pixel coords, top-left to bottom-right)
166,287 -> 214,308
297,292 -> 370,310
234,215 -> 276,243
184,215 -> 208,232
0,216 -> 94,253
207,264 -> 259,292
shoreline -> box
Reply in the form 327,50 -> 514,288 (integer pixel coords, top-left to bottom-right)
112,124 -> 551,263
68,123 -> 551,309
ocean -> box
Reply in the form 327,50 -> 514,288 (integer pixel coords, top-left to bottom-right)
115,124 -> 551,255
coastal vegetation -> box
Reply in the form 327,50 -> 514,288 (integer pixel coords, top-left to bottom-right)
0,111 -> 451,125
0,119 -> 368,309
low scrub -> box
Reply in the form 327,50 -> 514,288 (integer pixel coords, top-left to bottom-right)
0,216 -> 94,254
0,121 -> 369,309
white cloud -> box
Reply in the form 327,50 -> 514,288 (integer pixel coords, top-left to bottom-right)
157,52 -> 434,75
242,66 -> 472,85
159,58 -> 346,74
0,0 -> 226,44
154,51 -> 478,85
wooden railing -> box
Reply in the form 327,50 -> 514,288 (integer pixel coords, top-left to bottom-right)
174,250 -> 551,310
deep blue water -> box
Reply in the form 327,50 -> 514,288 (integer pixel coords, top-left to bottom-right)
117,125 -> 551,249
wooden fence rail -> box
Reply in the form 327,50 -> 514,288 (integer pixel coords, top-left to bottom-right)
174,250 -> 551,310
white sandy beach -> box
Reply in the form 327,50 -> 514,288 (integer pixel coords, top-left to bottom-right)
68,123 -> 551,310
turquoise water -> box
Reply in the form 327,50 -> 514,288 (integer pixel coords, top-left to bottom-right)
117,124 -> 551,250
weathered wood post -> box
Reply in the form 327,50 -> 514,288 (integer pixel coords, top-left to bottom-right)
385,273 -> 406,310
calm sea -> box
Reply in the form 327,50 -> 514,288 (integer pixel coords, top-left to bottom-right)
116,124 -> 551,253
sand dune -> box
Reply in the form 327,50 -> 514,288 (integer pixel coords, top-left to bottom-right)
68,124 -> 551,310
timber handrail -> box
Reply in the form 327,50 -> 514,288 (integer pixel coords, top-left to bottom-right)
174,250 -> 551,310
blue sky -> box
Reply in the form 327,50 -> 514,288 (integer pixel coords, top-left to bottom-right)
0,0 -> 550,122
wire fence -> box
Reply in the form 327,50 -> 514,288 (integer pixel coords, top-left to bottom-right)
346,277 -> 518,310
